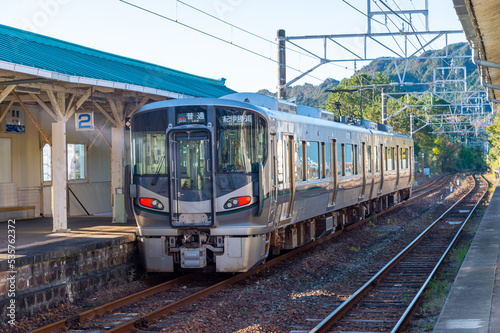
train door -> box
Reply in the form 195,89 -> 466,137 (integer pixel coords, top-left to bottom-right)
379,143 -> 384,194
396,145 -> 400,188
280,135 -> 295,221
360,142 -> 366,199
409,146 -> 413,185
328,139 -> 338,207
268,134 -> 279,224
169,130 -> 214,226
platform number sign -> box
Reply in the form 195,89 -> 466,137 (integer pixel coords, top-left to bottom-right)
75,112 -> 94,131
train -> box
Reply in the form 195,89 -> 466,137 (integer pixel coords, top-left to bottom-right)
127,93 -> 413,272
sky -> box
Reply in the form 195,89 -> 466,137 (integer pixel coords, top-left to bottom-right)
0,0 -> 466,93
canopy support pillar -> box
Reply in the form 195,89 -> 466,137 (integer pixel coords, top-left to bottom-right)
52,121 -> 69,232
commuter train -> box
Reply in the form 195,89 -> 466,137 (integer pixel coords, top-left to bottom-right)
128,93 -> 413,272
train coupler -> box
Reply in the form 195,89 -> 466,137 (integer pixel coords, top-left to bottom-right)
180,247 -> 207,268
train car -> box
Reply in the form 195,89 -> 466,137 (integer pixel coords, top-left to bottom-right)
128,93 -> 413,272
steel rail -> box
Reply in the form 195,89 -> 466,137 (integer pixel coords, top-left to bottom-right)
391,175 -> 489,332
370,174 -> 451,220
310,174 -> 481,333
106,174 -> 454,332
33,175 -> 453,333
31,274 -> 195,333
104,232 -> 347,332
411,174 -> 449,195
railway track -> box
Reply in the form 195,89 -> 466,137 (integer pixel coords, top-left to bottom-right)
304,174 -> 488,333
32,175 -> 457,333
410,174 -> 449,197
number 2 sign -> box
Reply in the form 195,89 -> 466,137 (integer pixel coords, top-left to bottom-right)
75,112 -> 94,131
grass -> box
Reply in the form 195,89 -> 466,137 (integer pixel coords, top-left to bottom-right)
422,279 -> 452,313
451,243 -> 469,263
406,172 -> 498,331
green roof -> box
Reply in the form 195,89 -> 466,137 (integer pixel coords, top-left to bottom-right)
0,24 -> 235,98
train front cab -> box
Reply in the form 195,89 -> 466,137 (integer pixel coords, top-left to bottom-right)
131,102 -> 271,272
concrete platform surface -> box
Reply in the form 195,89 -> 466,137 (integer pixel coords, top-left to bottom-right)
434,179 -> 500,333
0,216 -> 136,252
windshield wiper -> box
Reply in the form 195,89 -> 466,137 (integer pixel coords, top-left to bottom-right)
151,155 -> 165,186
221,166 -> 236,190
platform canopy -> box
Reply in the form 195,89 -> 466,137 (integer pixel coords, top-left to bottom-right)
0,24 -> 234,99
0,24 -> 235,232
453,0 -> 500,106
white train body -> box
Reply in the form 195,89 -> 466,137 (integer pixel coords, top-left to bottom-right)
129,93 -> 413,272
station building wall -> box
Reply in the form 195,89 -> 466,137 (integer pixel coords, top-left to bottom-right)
0,103 -> 115,220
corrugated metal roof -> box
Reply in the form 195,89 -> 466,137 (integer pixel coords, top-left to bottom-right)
453,0 -> 500,103
0,24 -> 236,98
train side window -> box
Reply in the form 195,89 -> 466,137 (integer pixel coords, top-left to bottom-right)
396,145 -> 400,170
385,146 -> 388,171
374,145 -> 379,172
331,140 -> 337,177
409,147 -> 412,169
390,147 -> 395,170
337,142 -> 343,176
345,144 -> 353,176
296,141 -> 305,182
367,145 -> 372,173
358,144 -> 362,175
386,147 -> 392,171
400,147 -> 403,169
379,143 -> 387,172
402,147 -> 408,169
353,145 -> 358,175
324,142 -> 331,178
307,141 -> 320,180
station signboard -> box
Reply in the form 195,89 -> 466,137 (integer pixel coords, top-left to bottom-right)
75,111 -> 94,131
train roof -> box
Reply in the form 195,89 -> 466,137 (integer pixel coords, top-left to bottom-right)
134,93 -> 411,139
222,93 -> 408,138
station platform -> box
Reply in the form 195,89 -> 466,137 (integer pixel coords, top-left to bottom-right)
0,217 -> 138,321
434,177 -> 500,332
0,216 -> 136,250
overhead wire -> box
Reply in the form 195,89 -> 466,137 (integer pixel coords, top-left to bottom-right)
390,0 -> 442,61
376,0 -> 450,84
341,0 -> 386,26
371,0 -> 407,56
119,0 -> 326,83
175,0 -> 354,72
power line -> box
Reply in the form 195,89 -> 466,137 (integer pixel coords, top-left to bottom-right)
376,1 -> 450,83
175,1 -> 353,72
177,0 -> 274,47
341,0 -> 386,26
385,1 -> 467,86
372,1 -> 407,56
119,0 -> 326,83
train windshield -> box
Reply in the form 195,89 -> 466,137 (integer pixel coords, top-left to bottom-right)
132,110 -> 169,175
216,107 -> 266,173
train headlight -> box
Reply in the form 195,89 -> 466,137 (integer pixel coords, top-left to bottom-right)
224,196 -> 251,209
139,197 -> 165,210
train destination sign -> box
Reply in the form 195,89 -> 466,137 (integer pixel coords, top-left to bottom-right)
176,111 -> 206,125
222,114 -> 252,125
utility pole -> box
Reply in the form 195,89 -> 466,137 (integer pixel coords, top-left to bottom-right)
382,88 -> 387,124
277,29 -> 286,99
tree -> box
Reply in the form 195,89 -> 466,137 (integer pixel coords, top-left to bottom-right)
323,72 -> 488,173
325,73 -> 392,122
486,114 -> 500,168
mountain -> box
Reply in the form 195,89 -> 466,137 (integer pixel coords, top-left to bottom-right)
257,78 -> 339,108
358,42 -> 480,91
258,42 -> 480,108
